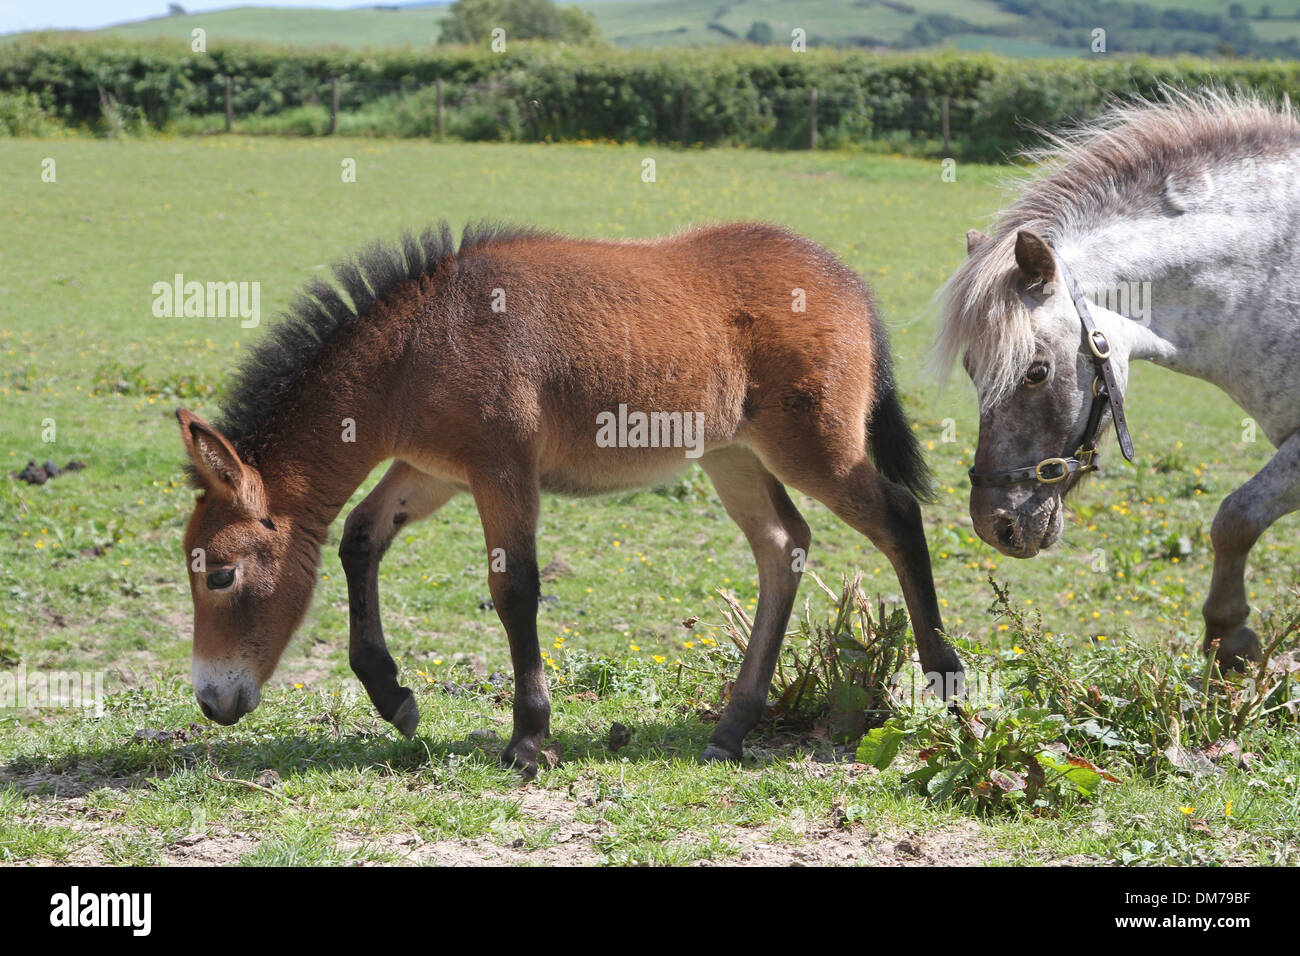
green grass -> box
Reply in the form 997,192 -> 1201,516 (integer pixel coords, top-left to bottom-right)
85,1 -> 1029,49
100,6 -> 449,49
946,34 -> 1085,57
1,135 -> 1297,864
68,0 -> 1284,56
704,0 -> 1024,45
1249,16 -> 1300,43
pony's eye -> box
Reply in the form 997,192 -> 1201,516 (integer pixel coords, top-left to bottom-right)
1024,362 -> 1050,387
206,568 -> 236,591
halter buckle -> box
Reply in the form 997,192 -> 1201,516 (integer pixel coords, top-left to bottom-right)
1035,458 -> 1070,484
1088,329 -> 1112,360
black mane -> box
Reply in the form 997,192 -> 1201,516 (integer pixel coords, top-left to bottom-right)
212,220 -> 543,464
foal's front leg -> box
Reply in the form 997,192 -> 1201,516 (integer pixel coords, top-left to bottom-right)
1203,430 -> 1300,668
470,465 -> 549,777
340,463 -> 458,737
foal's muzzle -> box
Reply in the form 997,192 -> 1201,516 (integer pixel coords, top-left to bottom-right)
193,664 -> 261,725
196,682 -> 259,725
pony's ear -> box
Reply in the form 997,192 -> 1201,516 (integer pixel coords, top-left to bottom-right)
966,229 -> 989,256
176,408 -> 258,506
1013,230 -> 1056,284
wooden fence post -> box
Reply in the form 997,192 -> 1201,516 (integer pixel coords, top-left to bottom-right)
329,76 -> 339,135
941,93 -> 951,154
809,86 -> 818,150
224,75 -> 233,133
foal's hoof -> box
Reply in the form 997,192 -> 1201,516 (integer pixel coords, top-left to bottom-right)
701,742 -> 742,764
388,695 -> 421,739
1215,626 -> 1261,671
501,740 -> 541,780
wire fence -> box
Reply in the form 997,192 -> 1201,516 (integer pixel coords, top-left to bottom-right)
188,75 -> 976,151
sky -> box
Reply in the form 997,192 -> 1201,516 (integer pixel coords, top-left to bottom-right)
0,1 -> 438,35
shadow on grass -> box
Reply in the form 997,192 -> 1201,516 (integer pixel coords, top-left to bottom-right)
1,708 -> 841,802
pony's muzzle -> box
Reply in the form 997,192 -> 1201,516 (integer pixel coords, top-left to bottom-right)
193,664 -> 261,725
977,503 -> 1060,559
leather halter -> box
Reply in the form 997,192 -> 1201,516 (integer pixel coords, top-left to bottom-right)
968,253 -> 1135,488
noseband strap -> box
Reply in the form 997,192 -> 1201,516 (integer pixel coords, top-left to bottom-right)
968,251 -> 1136,489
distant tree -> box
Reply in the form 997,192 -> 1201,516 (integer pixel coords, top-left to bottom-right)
1228,2 -> 1245,17
437,0 -> 599,45
167,3 -> 186,14
745,20 -> 774,44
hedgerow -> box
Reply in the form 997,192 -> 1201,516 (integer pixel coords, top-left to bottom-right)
7,35 -> 1300,158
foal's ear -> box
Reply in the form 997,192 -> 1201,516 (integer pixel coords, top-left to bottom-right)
966,229 -> 989,256
176,408 -> 255,504
1013,230 -> 1056,285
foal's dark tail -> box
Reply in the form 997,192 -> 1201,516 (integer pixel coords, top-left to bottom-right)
867,341 -> 935,504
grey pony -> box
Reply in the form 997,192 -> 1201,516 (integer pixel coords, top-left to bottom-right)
937,90 -> 1300,667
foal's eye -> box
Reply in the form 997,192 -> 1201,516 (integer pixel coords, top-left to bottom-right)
206,568 -> 236,591
1023,362 -> 1050,387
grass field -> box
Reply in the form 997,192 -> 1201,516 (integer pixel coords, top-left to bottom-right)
1,136 -> 1297,865
93,0 -> 1023,49
103,4 -> 449,48
71,0 -> 1293,56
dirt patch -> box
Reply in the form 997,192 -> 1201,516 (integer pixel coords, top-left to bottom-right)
59,830 -> 260,867
0,766 -> 161,799
334,787 -> 604,866
0,789 -> 261,867
153,834 -> 259,866
693,820 -> 1007,867
344,830 -> 602,867
3,772 -> 1019,867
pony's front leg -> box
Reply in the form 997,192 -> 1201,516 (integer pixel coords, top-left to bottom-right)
469,464 -> 549,778
1203,430 -> 1300,668
340,463 -> 459,736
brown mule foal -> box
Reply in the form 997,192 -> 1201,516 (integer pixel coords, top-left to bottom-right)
176,221 -> 963,775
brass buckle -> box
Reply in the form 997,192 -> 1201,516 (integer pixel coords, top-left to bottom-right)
1035,458 -> 1070,484
1075,446 -> 1097,469
1088,329 -> 1112,360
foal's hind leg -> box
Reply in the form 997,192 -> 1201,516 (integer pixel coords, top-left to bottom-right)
468,461 -> 549,778
699,446 -> 811,762
340,462 -> 460,737
1203,430 -> 1300,668
756,438 -> 963,697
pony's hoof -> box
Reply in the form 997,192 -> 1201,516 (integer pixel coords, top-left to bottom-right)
389,695 -> 420,739
1216,626 -> 1261,671
701,742 -> 742,764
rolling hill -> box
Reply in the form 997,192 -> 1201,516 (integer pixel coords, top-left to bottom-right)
22,0 -> 1300,58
